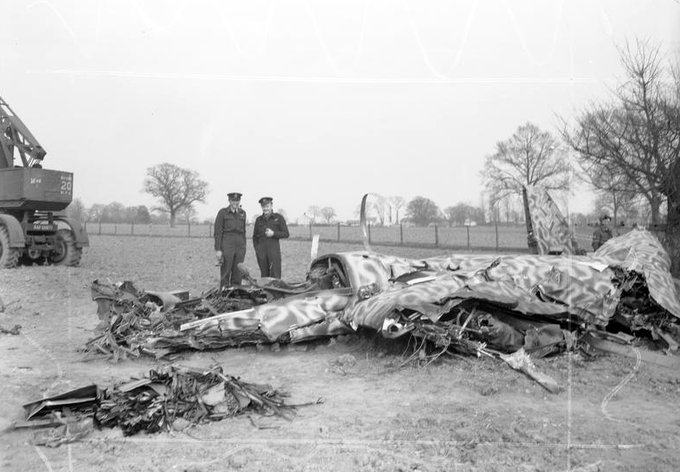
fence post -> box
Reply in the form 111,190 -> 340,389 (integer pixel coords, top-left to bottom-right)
131,222 -> 134,235
309,222 -> 313,240
337,222 -> 340,242
209,223 -> 213,238
114,223 -> 117,235
466,225 -> 470,249
434,225 -> 439,247
188,221 -> 191,237
400,224 -> 403,246
98,221 -> 101,235
495,220 -> 499,250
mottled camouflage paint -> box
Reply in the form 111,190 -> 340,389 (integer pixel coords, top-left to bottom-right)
338,251 -> 616,329
594,228 -> 680,318
525,185 -> 574,255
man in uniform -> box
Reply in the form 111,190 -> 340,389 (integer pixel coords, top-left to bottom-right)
214,192 -> 247,288
591,213 -> 613,251
253,196 -> 289,278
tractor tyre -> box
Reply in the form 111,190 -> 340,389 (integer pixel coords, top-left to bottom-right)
0,224 -> 21,269
51,229 -> 82,267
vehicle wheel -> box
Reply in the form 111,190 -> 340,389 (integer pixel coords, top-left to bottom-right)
0,224 -> 21,269
51,229 -> 82,266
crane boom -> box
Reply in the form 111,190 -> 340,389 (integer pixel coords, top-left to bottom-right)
0,96 -> 46,169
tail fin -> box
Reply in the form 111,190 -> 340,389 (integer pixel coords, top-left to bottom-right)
359,193 -> 373,253
524,185 -> 574,255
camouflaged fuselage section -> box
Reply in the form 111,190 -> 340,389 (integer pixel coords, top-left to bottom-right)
247,231 -> 679,343
525,185 -> 574,255
594,229 -> 680,319
332,251 -> 617,328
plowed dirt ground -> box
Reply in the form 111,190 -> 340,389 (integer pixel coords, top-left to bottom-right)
1,235 -> 679,471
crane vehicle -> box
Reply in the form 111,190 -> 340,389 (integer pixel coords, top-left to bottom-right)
0,95 -> 88,268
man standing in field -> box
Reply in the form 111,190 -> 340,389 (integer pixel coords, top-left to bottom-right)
253,196 -> 289,278
591,214 -> 613,251
214,192 -> 247,288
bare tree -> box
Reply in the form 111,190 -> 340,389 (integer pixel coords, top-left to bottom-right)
593,192 -> 640,228
388,196 -> 406,225
580,159 -> 638,227
321,206 -> 336,224
482,123 -> 572,204
143,163 -> 208,227
65,198 -> 87,222
371,196 -> 391,226
178,205 -> 198,224
87,203 -> 106,222
564,39 -> 680,274
306,205 -> 322,224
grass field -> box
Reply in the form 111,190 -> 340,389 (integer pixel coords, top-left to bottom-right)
75,235 -> 491,289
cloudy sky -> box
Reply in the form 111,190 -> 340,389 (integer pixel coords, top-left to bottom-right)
2,0 -> 679,222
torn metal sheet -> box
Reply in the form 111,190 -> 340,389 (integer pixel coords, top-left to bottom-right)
20,365 -> 298,438
500,348 -> 561,393
595,229 -> 680,319
23,385 -> 98,420
525,185 -> 575,255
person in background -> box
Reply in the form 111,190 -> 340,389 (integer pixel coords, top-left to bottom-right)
252,196 -> 289,278
591,214 -> 613,251
214,192 -> 247,288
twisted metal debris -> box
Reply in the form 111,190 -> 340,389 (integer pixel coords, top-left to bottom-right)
96,364 -> 293,435
21,364 -> 296,439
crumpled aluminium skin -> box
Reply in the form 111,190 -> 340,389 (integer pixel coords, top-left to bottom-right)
183,233 -> 650,357
331,229 -> 679,348
594,228 -> 680,318
91,230 -> 680,358
525,185 -> 574,255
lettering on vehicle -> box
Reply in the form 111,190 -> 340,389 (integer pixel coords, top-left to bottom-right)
32,222 -> 57,231
60,175 -> 73,195
30,177 -> 42,184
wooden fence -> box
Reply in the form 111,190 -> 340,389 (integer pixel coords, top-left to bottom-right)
82,221 -> 611,252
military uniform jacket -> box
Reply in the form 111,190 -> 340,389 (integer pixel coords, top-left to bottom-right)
253,212 -> 289,247
214,207 -> 247,250
591,224 -> 613,251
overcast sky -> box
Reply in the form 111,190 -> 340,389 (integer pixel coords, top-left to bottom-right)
2,0 -> 679,222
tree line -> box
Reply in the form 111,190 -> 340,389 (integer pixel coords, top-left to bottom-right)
65,200 -> 199,225
65,38 -> 679,274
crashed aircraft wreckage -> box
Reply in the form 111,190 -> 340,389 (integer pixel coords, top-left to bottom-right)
86,189 -> 680,391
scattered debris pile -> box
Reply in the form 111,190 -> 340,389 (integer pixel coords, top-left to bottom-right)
19,364 -> 296,441
96,365 -> 292,435
87,266 -> 355,360
87,281 -> 270,359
